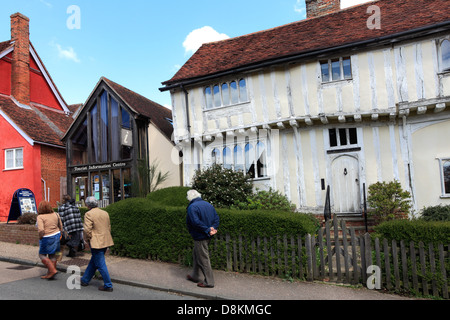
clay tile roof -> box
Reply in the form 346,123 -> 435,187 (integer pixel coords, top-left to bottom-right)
0,95 -> 73,147
163,0 -> 450,86
0,40 -> 12,53
103,77 -> 173,140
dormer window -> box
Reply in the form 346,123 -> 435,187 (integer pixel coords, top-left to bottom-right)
204,79 -> 248,110
320,57 -> 352,83
440,39 -> 450,72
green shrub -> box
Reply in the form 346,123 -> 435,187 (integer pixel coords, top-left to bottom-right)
107,197 -> 320,262
232,188 -> 296,212
192,164 -> 253,208
147,186 -> 190,207
367,180 -> 412,222
419,204 -> 450,222
373,219 -> 450,245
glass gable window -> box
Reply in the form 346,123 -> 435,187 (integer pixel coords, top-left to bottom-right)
72,89 -> 135,165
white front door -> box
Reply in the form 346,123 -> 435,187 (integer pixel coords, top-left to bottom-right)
331,155 -> 361,214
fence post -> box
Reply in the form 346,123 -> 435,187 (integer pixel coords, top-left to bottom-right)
419,241 -> 429,296
306,234 -> 313,281
226,234 -> 232,271
438,244 -> 448,299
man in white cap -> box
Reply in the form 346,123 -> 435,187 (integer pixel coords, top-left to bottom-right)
186,190 -> 219,288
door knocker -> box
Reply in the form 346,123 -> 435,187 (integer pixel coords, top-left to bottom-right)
344,168 -> 348,176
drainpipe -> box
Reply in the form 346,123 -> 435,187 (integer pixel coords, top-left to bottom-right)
41,178 -> 47,201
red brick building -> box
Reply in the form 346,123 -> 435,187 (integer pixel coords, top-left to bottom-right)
0,13 -> 76,221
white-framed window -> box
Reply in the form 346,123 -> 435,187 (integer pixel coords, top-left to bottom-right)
208,139 -> 267,179
439,39 -> 450,73
5,148 -> 24,170
320,57 -> 352,83
204,78 -> 249,110
438,158 -> 450,197
328,128 -> 358,149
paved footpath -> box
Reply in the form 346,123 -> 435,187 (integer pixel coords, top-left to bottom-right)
0,241 -> 417,301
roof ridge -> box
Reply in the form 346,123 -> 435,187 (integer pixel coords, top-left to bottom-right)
102,77 -> 168,110
194,0 -> 382,49
164,0 -> 450,86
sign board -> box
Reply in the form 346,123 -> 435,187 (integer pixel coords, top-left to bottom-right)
7,189 -> 37,223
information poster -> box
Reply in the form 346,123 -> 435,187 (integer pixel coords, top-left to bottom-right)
7,189 -> 37,223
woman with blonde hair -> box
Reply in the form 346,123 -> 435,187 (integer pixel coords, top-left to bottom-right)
37,201 -> 62,280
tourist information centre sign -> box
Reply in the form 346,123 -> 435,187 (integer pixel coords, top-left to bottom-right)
7,189 -> 37,223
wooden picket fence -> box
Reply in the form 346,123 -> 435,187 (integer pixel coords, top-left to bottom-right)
205,215 -> 449,299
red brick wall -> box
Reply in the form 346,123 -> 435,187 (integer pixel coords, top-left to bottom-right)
0,223 -> 39,245
40,145 -> 67,207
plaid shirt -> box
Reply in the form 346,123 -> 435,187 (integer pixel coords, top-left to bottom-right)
58,203 -> 84,233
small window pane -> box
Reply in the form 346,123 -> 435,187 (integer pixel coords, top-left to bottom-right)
442,40 -> 450,71
122,108 -> 132,129
256,142 -> 267,178
205,87 -> 213,109
6,150 -> 14,168
234,145 -> 244,172
230,81 -> 239,104
223,147 -> 232,169
329,129 -> 338,147
213,85 -> 221,107
239,79 -> 248,102
91,104 -> 99,163
349,128 -> 358,145
339,128 -> 347,146
332,59 -> 341,81
321,62 -> 330,82
212,148 -> 220,164
245,143 -> 255,178
343,57 -> 352,79
443,160 -> 450,194
222,83 -> 230,106
15,149 -> 23,168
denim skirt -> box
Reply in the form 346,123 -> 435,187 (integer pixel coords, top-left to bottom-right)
39,233 -> 61,255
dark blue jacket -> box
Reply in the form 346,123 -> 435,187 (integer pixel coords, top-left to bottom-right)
186,198 -> 220,241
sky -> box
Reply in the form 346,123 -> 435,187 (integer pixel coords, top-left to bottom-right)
0,0 -> 371,109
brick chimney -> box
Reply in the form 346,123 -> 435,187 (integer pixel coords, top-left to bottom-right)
10,13 -> 30,105
306,0 -> 341,18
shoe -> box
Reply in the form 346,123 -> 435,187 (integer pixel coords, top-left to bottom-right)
186,275 -> 199,283
81,281 -> 89,287
197,282 -> 214,288
98,286 -> 113,292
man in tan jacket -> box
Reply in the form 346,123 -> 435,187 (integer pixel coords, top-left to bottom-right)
80,196 -> 114,292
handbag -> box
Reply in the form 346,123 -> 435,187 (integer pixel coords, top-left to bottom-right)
60,230 -> 70,245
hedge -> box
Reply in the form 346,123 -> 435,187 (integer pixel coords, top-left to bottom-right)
147,186 -> 190,207
107,197 -> 319,262
373,219 -> 450,245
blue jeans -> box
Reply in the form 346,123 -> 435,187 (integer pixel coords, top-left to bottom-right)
81,248 -> 113,289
